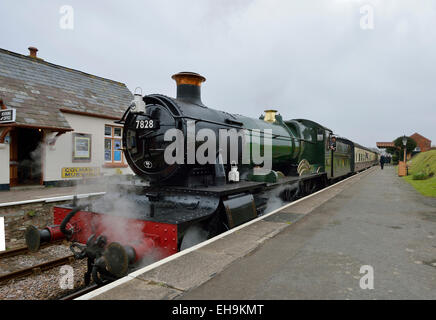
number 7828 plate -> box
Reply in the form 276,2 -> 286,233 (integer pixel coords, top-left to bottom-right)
135,119 -> 159,130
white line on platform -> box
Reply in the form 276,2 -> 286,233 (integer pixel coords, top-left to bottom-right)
0,192 -> 106,208
77,167 -> 376,300
0,217 -> 5,252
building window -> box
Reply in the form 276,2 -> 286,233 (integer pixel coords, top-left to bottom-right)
104,125 -> 125,166
72,133 -> 91,162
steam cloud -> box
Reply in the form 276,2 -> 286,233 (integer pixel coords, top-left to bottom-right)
74,174 -> 167,268
262,183 -> 298,214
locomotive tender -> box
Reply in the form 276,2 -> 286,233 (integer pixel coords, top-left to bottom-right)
25,72 -> 378,285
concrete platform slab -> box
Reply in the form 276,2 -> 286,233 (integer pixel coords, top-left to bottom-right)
231,220 -> 289,241
92,277 -> 181,300
197,232 -> 267,258
136,250 -> 236,291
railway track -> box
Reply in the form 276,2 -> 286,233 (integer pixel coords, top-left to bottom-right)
59,283 -> 108,300
0,241 -> 62,259
0,242 -> 104,299
0,242 -> 73,284
0,254 -> 75,283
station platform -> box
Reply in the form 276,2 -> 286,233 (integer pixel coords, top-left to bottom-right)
0,184 -> 105,206
80,166 -> 436,300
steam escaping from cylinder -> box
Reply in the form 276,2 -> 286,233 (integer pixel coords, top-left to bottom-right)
263,183 -> 299,214
69,175 -> 166,272
180,225 -> 209,251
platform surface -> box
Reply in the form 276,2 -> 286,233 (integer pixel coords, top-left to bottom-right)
84,166 -> 436,300
0,184 -> 105,205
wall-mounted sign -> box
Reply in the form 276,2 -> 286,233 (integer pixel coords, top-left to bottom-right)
0,108 -> 16,124
72,133 -> 91,161
62,167 -> 100,178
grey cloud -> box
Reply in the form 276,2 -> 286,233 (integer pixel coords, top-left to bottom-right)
1,0 -> 435,147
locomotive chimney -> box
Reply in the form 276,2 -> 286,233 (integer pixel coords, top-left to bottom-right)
171,71 -> 206,105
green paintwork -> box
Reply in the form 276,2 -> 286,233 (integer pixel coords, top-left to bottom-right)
231,114 -> 299,175
247,169 -> 282,183
286,119 -> 330,175
227,114 -> 343,179
328,139 -> 353,178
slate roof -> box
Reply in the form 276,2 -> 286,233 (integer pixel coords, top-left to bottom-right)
0,48 -> 133,131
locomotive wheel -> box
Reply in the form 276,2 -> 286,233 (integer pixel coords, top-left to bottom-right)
303,179 -> 318,195
280,185 -> 299,202
308,180 -> 318,194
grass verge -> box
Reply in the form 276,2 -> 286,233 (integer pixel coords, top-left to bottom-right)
403,150 -> 436,197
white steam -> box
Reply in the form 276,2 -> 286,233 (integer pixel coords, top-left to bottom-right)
73,174 -> 167,266
179,225 -> 209,251
262,183 -> 298,214
17,142 -> 43,183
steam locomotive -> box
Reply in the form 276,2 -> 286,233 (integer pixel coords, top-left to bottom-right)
25,72 -> 378,285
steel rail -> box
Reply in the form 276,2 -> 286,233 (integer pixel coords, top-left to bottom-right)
0,241 -> 62,259
0,254 -> 74,283
59,283 -> 108,300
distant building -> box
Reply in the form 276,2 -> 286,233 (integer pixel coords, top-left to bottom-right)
376,142 -> 395,149
410,133 -> 431,153
376,132 -> 432,161
0,47 -> 133,190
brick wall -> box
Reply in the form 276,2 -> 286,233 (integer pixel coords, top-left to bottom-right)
0,201 -> 65,248
0,195 -> 102,249
411,134 -> 431,152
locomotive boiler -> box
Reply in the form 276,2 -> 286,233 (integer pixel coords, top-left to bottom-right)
123,71 -> 304,185
24,72 -> 378,285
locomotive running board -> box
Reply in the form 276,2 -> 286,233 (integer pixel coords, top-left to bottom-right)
265,172 -> 326,189
137,180 -> 267,197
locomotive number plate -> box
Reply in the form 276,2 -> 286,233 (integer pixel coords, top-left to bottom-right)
136,119 -> 159,129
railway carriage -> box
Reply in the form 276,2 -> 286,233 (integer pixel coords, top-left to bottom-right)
353,143 -> 379,171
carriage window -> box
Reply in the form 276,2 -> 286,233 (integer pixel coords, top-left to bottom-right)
317,129 -> 324,142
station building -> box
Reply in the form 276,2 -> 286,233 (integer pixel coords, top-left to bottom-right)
410,133 -> 431,153
0,47 -> 134,190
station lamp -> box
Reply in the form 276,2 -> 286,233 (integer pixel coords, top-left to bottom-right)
402,135 -> 407,162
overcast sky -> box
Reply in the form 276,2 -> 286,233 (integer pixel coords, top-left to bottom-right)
1,0 -> 435,148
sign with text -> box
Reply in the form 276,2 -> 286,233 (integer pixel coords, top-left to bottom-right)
0,108 -> 16,124
62,167 -> 100,178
